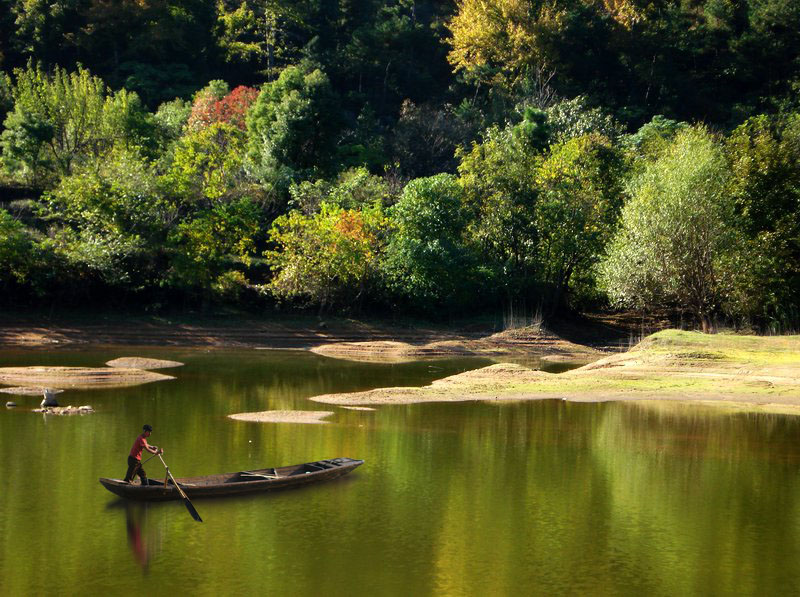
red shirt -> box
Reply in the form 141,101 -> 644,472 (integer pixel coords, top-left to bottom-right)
129,434 -> 150,460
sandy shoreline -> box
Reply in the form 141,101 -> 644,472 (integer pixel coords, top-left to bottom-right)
0,314 -> 619,356
2,317 -> 797,414
309,332 -> 800,412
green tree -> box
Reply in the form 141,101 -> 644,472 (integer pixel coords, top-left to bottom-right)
545,96 -> 625,143
288,167 -> 391,215
40,148 -> 167,289
215,0 -> 311,80
153,98 -> 192,146
624,115 -> 688,164
458,124 -> 541,303
0,208 -> 36,290
534,134 -> 625,308
723,114 -> 800,326
266,201 -> 387,312
383,173 -> 476,311
167,196 -> 261,304
599,126 -> 739,331
1,62 -> 151,184
166,121 -> 249,204
0,71 -> 12,123
246,63 -> 342,190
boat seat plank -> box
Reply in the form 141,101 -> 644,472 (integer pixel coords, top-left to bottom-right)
240,471 -> 278,480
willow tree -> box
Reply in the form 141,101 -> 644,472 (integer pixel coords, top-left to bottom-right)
599,126 -> 739,331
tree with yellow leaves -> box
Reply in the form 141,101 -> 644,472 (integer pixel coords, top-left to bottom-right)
447,0 -> 645,92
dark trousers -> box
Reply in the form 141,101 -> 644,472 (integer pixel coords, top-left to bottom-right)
124,455 -> 147,484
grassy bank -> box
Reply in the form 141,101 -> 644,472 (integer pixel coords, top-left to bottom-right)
309,330 -> 800,412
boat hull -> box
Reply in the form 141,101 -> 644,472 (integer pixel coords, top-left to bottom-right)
99,457 -> 363,501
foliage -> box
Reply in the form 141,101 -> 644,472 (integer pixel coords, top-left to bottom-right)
534,134 -> 625,307
40,148 -> 167,286
599,127 -> 739,329
391,100 -> 477,178
186,80 -> 230,130
0,0 -> 799,321
266,202 -> 387,311
1,62 -> 151,184
459,121 -> 624,310
166,122 -> 248,203
545,96 -> 625,143
446,0 -> 566,91
511,107 -> 551,151
336,104 -> 387,172
447,0 -> 800,125
167,196 -> 261,296
215,0 -> 310,79
624,115 -> 689,162
723,114 -> 800,324
0,208 -> 35,286
383,173 -> 477,310
458,125 -> 541,301
202,85 -> 258,130
187,81 -> 259,131
153,98 -> 192,145
0,71 -> 12,122
118,62 -> 199,108
246,63 -> 342,186
289,167 -> 391,215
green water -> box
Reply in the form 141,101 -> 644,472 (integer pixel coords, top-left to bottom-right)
2,347 -> 800,595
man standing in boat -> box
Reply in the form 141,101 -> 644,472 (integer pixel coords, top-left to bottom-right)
124,424 -> 163,485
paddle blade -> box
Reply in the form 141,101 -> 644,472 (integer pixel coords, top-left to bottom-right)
184,498 -> 203,522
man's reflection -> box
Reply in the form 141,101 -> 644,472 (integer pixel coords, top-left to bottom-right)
125,503 -> 154,569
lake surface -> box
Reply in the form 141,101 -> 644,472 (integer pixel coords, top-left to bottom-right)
2,347 -> 800,595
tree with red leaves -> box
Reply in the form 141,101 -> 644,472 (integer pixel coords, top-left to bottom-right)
188,84 -> 259,131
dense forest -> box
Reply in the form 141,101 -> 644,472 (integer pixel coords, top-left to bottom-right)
0,0 -> 798,329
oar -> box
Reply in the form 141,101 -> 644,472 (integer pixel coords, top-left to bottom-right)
158,454 -> 203,523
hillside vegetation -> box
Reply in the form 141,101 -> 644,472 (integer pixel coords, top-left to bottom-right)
0,1 -> 797,329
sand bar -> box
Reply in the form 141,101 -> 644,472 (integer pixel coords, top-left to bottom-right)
106,357 -> 184,370
310,326 -> 602,364
228,410 -> 335,424
0,366 -> 174,390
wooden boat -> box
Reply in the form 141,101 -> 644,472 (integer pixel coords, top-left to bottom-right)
99,457 -> 364,501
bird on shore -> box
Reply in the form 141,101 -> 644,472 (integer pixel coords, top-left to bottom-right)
41,389 -> 59,408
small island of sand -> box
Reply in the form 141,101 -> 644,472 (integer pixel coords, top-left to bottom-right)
0,366 -> 175,390
106,357 -> 184,370
309,326 -> 602,363
228,410 -> 335,424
